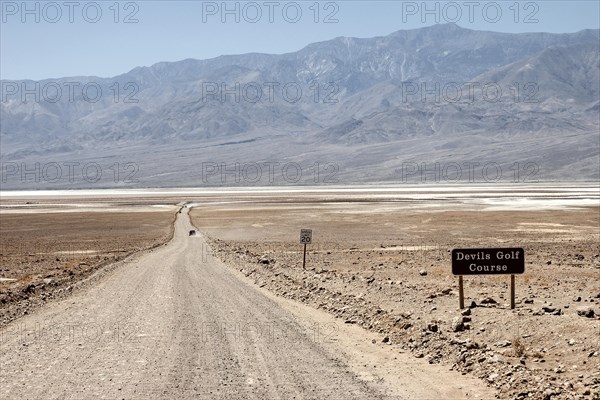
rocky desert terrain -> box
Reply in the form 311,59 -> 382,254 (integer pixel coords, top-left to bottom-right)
190,194 -> 600,400
0,203 -> 177,327
0,186 -> 597,399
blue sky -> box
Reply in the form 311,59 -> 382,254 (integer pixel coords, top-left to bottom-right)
1,0 -> 599,80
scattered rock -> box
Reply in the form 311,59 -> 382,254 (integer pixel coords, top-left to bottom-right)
542,388 -> 556,400
542,306 -> 562,315
22,284 -> 35,294
480,297 -> 497,305
451,316 -> 465,332
419,270 -> 427,276
488,354 -> 505,363
553,365 -> 565,373
258,255 -> 271,265
576,306 -> 595,318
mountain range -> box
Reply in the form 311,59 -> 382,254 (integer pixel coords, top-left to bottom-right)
1,23 -> 599,188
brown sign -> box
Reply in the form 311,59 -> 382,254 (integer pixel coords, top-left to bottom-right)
452,248 -> 525,275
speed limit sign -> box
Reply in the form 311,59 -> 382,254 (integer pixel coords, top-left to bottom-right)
300,229 -> 312,244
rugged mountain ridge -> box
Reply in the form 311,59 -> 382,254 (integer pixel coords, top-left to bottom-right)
1,24 -> 599,187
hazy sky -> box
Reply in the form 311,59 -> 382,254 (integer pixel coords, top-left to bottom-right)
1,0 -> 599,80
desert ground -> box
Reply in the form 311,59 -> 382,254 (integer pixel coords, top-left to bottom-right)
0,185 -> 598,400
0,199 -> 177,326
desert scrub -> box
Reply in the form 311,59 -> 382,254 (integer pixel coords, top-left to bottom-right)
511,337 -> 526,357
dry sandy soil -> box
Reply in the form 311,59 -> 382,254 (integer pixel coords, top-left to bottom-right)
0,208 -> 176,326
189,196 -> 600,400
0,186 -> 598,399
1,207 -> 495,400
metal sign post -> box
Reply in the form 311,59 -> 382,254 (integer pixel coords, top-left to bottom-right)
452,248 -> 525,310
302,243 -> 307,269
300,229 -> 312,269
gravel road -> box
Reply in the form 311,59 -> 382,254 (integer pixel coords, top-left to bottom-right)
0,209 -> 493,399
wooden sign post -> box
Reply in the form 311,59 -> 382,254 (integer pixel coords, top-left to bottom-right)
300,229 -> 312,269
458,275 -> 465,309
452,248 -> 525,310
510,274 -> 516,309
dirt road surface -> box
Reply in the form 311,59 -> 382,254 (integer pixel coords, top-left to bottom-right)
0,209 -> 494,399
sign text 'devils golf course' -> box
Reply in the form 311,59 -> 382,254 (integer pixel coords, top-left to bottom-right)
452,248 -> 525,275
